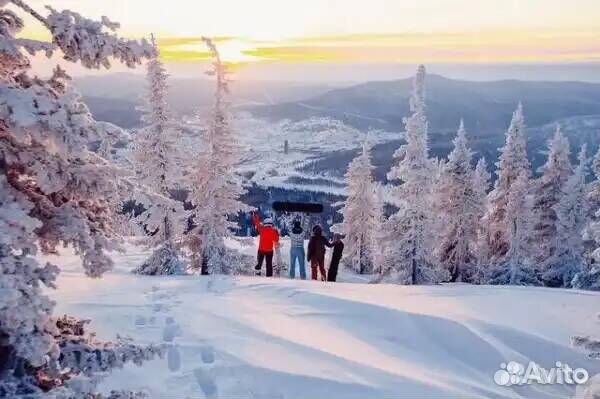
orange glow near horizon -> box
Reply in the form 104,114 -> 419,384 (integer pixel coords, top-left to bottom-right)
11,0 -> 600,67
155,29 -> 600,65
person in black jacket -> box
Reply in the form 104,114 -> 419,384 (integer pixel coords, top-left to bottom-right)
307,225 -> 329,281
327,234 -> 344,282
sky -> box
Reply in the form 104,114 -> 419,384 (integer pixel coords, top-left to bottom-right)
14,0 -> 600,80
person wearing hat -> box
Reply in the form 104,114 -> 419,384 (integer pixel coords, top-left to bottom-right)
288,219 -> 307,279
252,212 -> 280,277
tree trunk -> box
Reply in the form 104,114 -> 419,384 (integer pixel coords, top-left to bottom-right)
411,245 -> 417,284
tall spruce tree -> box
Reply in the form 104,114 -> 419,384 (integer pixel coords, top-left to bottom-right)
188,38 -> 250,275
339,141 -> 380,274
531,125 -> 572,286
486,103 -> 531,263
383,65 -> 448,284
133,36 -> 187,275
435,120 -> 479,282
550,145 -> 589,287
574,146 -> 600,290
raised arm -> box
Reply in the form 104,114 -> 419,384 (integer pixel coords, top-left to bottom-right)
302,214 -> 310,235
252,212 -> 262,232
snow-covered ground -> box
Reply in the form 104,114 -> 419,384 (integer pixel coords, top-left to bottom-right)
45,241 -> 599,399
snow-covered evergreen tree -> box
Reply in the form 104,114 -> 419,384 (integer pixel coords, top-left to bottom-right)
0,2 -> 159,397
339,141 -> 380,274
588,147 -> 600,213
188,38 -> 250,275
435,120 -> 480,282
572,146 -> 600,290
486,103 -> 531,262
383,65 -> 448,284
486,172 -> 539,285
132,36 -> 186,275
531,125 -> 572,285
472,157 -> 492,283
545,145 -> 589,287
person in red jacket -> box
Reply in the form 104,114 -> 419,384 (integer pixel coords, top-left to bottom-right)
252,212 -> 280,277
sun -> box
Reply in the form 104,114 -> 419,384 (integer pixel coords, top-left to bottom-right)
216,40 -> 261,64
159,38 -> 262,64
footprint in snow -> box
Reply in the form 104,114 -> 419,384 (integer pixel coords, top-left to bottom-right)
167,344 -> 181,372
162,317 -> 182,342
193,367 -> 218,399
200,345 -> 215,364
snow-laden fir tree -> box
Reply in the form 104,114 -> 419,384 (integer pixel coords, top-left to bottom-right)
588,146 -> 600,213
486,103 -> 531,262
0,2 -> 161,397
531,125 -> 572,286
547,145 -> 589,288
573,147 -> 600,291
339,141 -> 380,274
472,157 -> 492,283
435,120 -> 480,282
188,38 -> 250,275
486,172 -> 539,285
132,36 -> 187,275
383,65 -> 448,284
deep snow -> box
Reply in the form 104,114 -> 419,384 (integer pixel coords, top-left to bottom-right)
44,240 -> 599,399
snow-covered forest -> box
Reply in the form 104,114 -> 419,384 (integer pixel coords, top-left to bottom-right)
1,1 -> 599,398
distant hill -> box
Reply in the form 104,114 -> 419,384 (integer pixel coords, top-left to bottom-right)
249,75 -> 600,136
83,96 -> 141,129
76,73 -> 336,128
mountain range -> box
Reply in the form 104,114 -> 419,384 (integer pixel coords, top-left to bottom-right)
249,74 -> 600,136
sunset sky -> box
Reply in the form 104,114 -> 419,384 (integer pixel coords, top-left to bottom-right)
12,0 -> 600,80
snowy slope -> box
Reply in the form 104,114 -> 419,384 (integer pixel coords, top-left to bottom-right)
45,243 -> 599,399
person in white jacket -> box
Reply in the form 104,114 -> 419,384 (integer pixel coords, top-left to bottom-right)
288,217 -> 308,279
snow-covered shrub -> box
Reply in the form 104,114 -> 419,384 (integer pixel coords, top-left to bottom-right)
0,1 -> 157,396
572,265 -> 600,291
132,244 -> 185,275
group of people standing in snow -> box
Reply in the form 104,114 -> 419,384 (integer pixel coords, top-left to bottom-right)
252,212 -> 344,282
